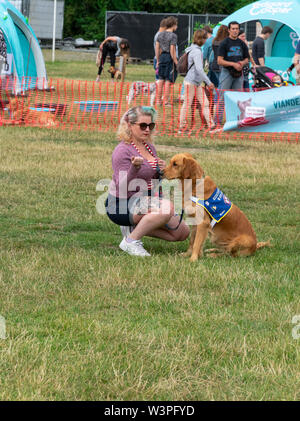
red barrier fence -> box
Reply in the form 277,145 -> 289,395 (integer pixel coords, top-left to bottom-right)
0,77 -> 299,143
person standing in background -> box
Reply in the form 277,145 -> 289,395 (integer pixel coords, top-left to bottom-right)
202,25 -> 218,86
217,21 -> 250,91
210,25 -> 229,88
155,16 -> 178,106
210,25 -> 229,127
216,22 -> 249,127
153,19 -> 167,80
178,29 -> 215,133
202,25 -> 213,67
252,26 -> 273,66
287,39 -> 300,85
238,28 -> 256,90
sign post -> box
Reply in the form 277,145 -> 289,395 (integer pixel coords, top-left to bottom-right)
52,0 -> 57,62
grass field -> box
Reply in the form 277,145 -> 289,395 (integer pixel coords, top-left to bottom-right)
43,48 -> 168,83
0,51 -> 300,401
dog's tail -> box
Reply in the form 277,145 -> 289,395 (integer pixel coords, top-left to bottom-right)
256,241 -> 271,250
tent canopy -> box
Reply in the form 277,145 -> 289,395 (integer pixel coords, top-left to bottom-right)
220,0 -> 300,39
217,0 -> 300,80
0,0 -> 47,91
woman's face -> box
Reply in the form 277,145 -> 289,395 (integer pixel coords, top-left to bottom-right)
239,33 -> 246,43
199,35 -> 208,47
130,115 -> 153,143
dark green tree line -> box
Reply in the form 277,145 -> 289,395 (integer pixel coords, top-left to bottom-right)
63,0 -> 254,41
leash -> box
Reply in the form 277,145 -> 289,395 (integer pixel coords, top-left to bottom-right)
156,162 -> 184,231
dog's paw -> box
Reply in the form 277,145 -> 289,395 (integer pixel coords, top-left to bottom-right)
181,250 -> 192,257
206,253 -> 220,258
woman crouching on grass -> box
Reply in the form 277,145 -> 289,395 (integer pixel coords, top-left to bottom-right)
105,106 -> 189,257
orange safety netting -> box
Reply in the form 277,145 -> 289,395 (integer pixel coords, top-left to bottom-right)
0,77 -> 299,143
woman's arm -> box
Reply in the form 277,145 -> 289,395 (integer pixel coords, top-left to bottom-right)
293,53 -> 300,68
155,41 -> 161,66
193,50 -> 212,85
113,156 -> 142,197
170,44 -> 178,66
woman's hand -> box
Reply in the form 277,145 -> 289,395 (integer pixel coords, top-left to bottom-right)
131,156 -> 143,169
157,159 -> 166,171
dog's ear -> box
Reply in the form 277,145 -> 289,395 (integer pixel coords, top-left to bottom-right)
182,157 -> 204,180
182,157 -> 195,179
183,152 -> 194,159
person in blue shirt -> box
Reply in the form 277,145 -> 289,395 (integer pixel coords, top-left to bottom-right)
202,25 -> 218,86
202,25 -> 213,66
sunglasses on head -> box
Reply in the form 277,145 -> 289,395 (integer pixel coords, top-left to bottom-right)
134,122 -> 156,131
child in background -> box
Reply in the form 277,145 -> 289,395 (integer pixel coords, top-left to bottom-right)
265,72 -> 282,86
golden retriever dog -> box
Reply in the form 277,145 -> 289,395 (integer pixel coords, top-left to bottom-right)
164,153 -> 269,261
9,96 -> 59,128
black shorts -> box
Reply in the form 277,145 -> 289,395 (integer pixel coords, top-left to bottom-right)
158,52 -> 177,83
105,193 -> 163,227
105,195 -> 138,227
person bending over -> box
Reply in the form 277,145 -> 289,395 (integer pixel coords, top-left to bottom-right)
96,36 -> 130,82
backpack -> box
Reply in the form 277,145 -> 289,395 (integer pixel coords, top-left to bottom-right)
177,52 -> 194,76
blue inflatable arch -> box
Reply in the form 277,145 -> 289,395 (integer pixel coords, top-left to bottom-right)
0,0 -> 47,92
217,0 -> 300,80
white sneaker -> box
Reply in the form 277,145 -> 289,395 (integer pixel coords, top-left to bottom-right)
119,238 -> 151,257
120,225 -> 133,238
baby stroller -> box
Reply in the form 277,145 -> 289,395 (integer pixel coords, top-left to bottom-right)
250,66 -> 293,90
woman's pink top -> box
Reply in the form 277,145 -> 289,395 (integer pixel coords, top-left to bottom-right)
109,140 -> 159,199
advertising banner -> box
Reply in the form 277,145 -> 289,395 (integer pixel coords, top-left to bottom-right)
223,85 -> 300,132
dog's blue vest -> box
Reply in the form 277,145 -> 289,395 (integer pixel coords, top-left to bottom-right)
190,188 -> 232,228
